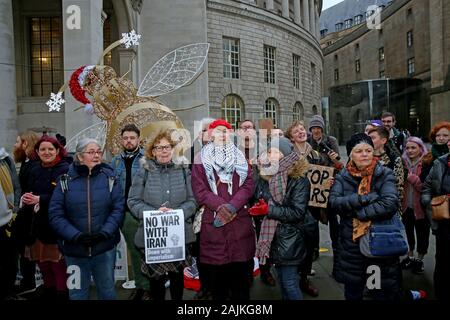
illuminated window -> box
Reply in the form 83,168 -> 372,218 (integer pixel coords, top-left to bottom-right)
30,17 -> 63,96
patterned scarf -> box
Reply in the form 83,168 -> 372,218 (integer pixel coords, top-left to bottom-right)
201,142 -> 248,195
347,158 -> 377,241
122,147 -> 140,159
256,151 -> 300,265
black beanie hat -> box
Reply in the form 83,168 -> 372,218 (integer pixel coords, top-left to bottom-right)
346,133 -> 374,156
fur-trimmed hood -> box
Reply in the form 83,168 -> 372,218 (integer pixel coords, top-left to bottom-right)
139,157 -> 186,172
260,156 -> 310,181
288,156 -> 310,179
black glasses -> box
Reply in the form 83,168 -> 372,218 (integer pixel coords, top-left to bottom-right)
153,145 -> 172,152
83,150 -> 103,156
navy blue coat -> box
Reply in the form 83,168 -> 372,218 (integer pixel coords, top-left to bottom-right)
48,163 -> 125,257
24,159 -> 70,244
329,163 -> 401,292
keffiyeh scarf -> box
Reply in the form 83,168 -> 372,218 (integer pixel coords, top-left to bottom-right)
201,142 -> 248,195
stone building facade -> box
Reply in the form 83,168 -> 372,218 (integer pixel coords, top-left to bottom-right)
0,0 -> 323,151
321,0 -> 450,140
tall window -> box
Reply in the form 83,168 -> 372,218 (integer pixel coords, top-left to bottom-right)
379,70 -> 385,78
334,69 -> 339,81
103,16 -> 112,66
354,14 -> 363,25
355,59 -> 361,73
293,102 -> 304,121
223,37 -> 240,79
30,17 -> 62,96
407,30 -> 413,47
221,94 -> 244,129
264,98 -> 279,127
311,63 -> 316,94
293,54 -> 300,90
407,58 -> 415,76
264,45 -> 276,84
344,19 -> 353,29
320,29 -> 328,38
335,22 -> 343,31
379,47 -> 385,61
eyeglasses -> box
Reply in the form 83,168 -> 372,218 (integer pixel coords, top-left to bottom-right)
153,145 -> 172,152
83,150 -> 103,156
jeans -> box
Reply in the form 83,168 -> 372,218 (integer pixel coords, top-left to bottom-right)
65,248 -> 117,300
275,265 -> 303,300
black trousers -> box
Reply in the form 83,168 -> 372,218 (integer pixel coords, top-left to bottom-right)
0,227 -> 18,299
149,265 -> 185,301
402,208 -> 430,255
434,222 -> 450,301
200,260 -> 252,300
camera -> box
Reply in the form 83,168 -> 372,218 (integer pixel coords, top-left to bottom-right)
318,142 -> 341,161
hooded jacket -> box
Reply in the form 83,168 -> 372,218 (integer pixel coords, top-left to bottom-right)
49,162 -> 125,257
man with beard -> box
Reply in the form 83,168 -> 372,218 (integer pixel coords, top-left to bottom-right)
111,124 -> 150,300
12,131 -> 40,297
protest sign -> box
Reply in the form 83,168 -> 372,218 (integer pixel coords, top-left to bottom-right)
143,209 -> 185,264
307,164 -> 334,208
114,232 -> 128,281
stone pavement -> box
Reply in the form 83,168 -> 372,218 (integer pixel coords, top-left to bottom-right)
112,222 -> 436,300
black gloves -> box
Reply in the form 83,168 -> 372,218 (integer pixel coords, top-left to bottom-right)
75,232 -> 108,247
359,192 -> 379,206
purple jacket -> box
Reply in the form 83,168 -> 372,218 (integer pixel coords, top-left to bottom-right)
191,160 -> 255,265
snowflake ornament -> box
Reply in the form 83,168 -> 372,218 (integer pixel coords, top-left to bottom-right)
46,92 -> 65,112
121,30 -> 141,49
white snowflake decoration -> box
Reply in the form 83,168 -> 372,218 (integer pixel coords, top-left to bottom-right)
121,30 -> 141,49
46,92 -> 65,112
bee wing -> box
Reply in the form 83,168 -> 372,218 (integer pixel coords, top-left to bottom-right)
137,43 -> 209,97
65,122 -> 108,153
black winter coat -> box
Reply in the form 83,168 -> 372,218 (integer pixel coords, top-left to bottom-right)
23,159 -> 70,244
254,161 -> 311,266
329,163 -> 401,291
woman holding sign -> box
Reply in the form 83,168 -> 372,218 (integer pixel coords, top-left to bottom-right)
191,119 -> 255,301
128,130 -> 197,301
329,133 -> 401,300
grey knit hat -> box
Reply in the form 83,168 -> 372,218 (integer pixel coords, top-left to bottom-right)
308,115 -> 325,132
262,137 -> 293,157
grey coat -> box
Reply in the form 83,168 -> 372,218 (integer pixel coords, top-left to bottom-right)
421,154 -> 450,231
127,159 -> 197,249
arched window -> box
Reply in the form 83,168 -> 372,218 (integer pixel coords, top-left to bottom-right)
293,102 -> 304,121
264,98 -> 279,127
312,105 -> 318,115
221,94 -> 244,129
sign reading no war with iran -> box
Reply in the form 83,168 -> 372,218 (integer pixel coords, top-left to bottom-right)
143,209 -> 185,264
307,165 -> 335,208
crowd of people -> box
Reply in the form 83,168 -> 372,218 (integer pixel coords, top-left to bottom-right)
0,112 -> 449,301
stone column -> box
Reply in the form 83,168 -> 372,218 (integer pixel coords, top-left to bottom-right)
309,0 -> 315,36
266,0 -> 274,11
282,0 -> 289,18
0,0 -> 17,150
294,0 -> 302,25
316,8 -> 320,39
62,0 -> 103,141
302,0 -> 310,31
